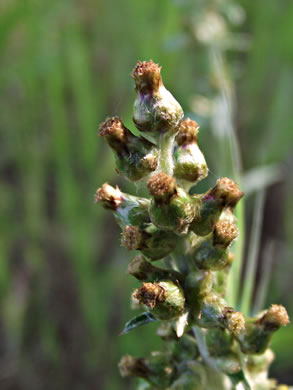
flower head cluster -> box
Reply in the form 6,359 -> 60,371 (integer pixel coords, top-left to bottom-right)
95,61 -> 289,390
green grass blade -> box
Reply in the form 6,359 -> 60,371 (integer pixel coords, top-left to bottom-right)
240,189 -> 266,316
252,240 -> 275,314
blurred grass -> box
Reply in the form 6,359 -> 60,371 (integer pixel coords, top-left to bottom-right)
0,0 -> 293,389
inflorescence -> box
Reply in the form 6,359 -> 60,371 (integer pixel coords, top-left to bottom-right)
95,60 -> 289,390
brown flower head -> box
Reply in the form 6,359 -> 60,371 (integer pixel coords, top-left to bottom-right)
131,60 -> 162,94
176,118 -> 199,146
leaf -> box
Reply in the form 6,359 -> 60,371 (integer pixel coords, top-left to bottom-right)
228,370 -> 252,390
120,312 -> 158,335
241,164 -> 282,196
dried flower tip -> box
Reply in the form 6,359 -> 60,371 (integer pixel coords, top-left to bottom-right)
99,116 -> 127,143
260,305 -> 289,329
128,255 -> 152,279
118,355 -> 149,378
133,282 -> 166,309
212,177 -> 244,207
176,118 -> 199,146
223,307 -> 245,335
132,60 -> 161,79
94,183 -> 122,209
147,173 -> 176,202
121,226 -> 143,250
131,60 -> 162,93
213,221 -> 239,248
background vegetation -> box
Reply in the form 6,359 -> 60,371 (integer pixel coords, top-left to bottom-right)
0,0 -> 293,389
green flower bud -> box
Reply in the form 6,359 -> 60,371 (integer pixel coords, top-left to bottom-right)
132,60 -> 183,135
95,183 -> 150,228
133,281 -> 185,320
190,178 -> 243,236
99,117 -> 158,181
147,173 -> 196,235
198,294 -> 245,335
147,351 -> 175,388
173,119 -> 208,190
128,255 -> 183,283
184,270 -> 213,319
237,305 -> 289,354
121,224 -> 178,261
206,328 -> 233,357
119,353 -> 174,388
191,222 -> 238,270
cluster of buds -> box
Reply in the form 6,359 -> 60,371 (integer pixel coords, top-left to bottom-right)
95,61 -> 289,390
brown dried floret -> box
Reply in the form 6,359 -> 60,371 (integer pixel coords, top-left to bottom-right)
211,177 -> 244,208
259,304 -> 289,330
133,282 -> 166,309
131,60 -> 161,79
147,172 -> 176,202
94,183 -> 122,210
213,221 -> 239,248
131,60 -> 162,92
223,307 -> 245,335
99,116 -> 128,143
176,118 -> 199,146
121,225 -> 144,250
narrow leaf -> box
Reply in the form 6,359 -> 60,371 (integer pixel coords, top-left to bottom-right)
240,189 -> 266,316
242,164 -> 281,196
120,312 -> 157,335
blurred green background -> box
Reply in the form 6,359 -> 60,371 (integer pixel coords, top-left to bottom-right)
1,0 -> 293,389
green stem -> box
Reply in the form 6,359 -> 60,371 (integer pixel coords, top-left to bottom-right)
158,132 -> 176,175
193,326 -> 226,390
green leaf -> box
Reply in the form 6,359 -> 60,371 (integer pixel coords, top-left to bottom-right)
242,164 -> 281,196
240,189 -> 266,316
228,370 -> 252,390
120,312 -> 158,335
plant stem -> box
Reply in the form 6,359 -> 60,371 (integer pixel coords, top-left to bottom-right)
158,132 -> 176,175
193,326 -> 227,390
